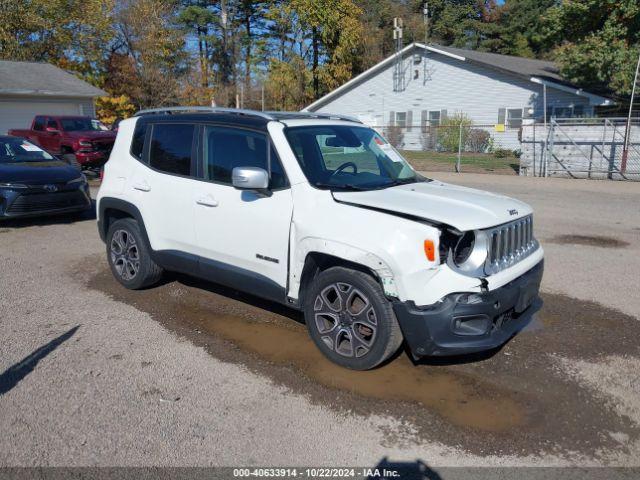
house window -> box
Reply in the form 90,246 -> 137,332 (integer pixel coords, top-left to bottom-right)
428,111 -> 441,127
554,107 -> 572,118
545,105 -> 588,119
507,109 -> 523,128
395,112 -> 407,128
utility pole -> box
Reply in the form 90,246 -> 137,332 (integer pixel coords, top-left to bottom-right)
621,50 -> 640,174
543,83 -> 548,177
423,2 -> 429,44
393,17 -> 404,92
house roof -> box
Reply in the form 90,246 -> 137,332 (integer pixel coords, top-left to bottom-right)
431,44 -> 564,84
0,60 -> 106,98
304,43 -> 614,111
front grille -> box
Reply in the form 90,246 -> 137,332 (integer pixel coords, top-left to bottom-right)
93,141 -> 113,153
485,215 -> 537,274
7,191 -> 88,215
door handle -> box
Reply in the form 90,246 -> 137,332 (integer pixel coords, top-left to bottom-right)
196,196 -> 219,207
133,181 -> 151,192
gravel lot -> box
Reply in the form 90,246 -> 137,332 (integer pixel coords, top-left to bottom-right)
0,174 -> 639,469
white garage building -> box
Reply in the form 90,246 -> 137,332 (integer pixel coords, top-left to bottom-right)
0,60 -> 106,134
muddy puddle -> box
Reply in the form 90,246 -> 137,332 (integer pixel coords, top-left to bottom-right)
82,259 -> 640,457
547,234 -> 630,248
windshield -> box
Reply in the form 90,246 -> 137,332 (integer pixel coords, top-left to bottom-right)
285,125 -> 426,190
0,138 -> 55,163
60,118 -> 107,132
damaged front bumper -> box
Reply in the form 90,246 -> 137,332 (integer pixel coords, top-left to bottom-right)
393,260 -> 543,357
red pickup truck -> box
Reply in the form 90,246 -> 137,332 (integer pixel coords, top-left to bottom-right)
9,115 -> 116,169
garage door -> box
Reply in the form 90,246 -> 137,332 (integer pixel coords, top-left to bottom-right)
0,100 -> 83,135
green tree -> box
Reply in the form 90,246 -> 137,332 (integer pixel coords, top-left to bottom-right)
543,0 -> 640,96
112,0 -> 189,108
177,3 -> 217,88
290,0 -> 363,97
496,0 -> 556,58
0,0 -> 114,76
265,56 -> 312,110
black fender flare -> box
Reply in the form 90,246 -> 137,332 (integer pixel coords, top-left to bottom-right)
97,197 -> 152,253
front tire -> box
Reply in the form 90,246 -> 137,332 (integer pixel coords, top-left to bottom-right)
106,218 -> 163,289
304,267 -> 403,370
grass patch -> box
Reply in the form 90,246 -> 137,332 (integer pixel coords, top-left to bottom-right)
401,150 -> 519,174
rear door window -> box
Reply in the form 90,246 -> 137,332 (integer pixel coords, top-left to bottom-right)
148,123 -> 195,176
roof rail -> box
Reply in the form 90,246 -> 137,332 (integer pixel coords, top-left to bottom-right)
266,111 -> 362,123
133,106 -> 276,120
133,107 -> 362,124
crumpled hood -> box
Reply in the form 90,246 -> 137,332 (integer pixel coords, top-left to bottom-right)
332,180 -> 532,231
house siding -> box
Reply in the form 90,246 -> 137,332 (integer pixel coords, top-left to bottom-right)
0,95 -> 97,135
309,49 -> 592,151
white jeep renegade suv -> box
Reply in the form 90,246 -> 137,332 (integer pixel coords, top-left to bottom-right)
97,108 -> 543,370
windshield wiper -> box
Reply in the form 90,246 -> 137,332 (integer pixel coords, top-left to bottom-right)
314,182 -> 372,191
378,176 -> 432,189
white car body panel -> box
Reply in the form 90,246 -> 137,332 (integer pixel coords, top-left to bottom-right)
129,161 -> 199,254
192,181 -> 293,289
333,181 -> 532,231
98,115 -> 543,311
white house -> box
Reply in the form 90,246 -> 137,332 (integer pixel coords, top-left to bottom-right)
0,60 -> 106,134
303,43 -> 614,151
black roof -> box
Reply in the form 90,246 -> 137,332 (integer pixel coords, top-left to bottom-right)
135,112 -> 271,130
133,108 -> 361,129
430,44 -> 567,85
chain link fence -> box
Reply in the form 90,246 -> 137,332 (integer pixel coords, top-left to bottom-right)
367,118 -> 640,180
520,118 -> 640,180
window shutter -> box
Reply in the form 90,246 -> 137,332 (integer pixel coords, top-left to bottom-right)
389,111 -> 396,127
421,110 -> 428,133
497,108 -> 506,124
440,109 -> 448,124
406,111 -> 413,131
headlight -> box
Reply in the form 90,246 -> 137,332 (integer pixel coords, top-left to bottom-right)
78,141 -> 93,147
0,182 -> 28,189
446,230 -> 489,276
67,174 -> 87,185
453,231 -> 475,266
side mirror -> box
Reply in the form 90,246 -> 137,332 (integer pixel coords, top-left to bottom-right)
45,127 -> 59,134
232,166 -> 269,191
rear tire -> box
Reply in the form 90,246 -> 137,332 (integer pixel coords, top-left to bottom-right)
106,218 -> 163,289
304,266 -> 403,370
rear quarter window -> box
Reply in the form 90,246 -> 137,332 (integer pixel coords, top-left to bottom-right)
148,123 -> 195,176
130,121 -> 147,160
